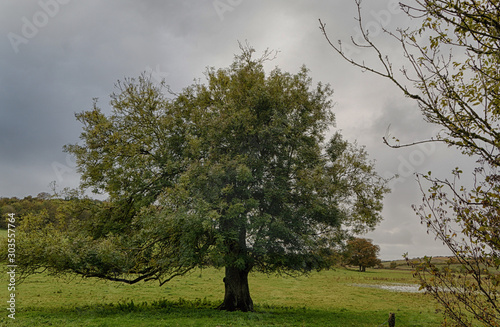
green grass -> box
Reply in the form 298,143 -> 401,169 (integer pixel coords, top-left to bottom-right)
0,267 -> 444,326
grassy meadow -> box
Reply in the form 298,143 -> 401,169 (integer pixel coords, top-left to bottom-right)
0,227 -> 445,326
0,263 -> 445,326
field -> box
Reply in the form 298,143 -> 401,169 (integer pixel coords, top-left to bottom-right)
0,264 -> 445,326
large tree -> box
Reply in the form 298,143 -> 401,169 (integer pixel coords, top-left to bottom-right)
7,46 -> 388,312
320,1 -> 500,325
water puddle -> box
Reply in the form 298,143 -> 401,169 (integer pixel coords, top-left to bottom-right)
352,283 -> 423,293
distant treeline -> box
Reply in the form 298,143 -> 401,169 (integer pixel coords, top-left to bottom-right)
0,194 -> 97,229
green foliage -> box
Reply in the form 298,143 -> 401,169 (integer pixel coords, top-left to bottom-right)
344,237 -> 382,272
0,194 -> 61,229
405,1 -> 500,165
410,168 -> 500,326
4,46 -> 388,308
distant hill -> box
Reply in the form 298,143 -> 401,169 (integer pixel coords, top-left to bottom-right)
380,256 -> 457,270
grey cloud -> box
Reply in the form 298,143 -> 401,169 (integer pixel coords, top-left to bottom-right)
0,0 -> 467,259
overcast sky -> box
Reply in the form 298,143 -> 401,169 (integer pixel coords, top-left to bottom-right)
1,0 -> 478,260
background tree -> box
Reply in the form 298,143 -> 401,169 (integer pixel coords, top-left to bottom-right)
321,1 -> 500,325
344,237 -> 381,272
4,45 -> 388,312
0,195 -> 63,229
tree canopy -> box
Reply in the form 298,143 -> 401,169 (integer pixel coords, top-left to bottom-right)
5,45 -> 389,312
344,237 -> 381,272
321,1 -> 500,325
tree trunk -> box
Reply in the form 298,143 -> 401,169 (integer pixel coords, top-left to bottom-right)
218,265 -> 254,312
